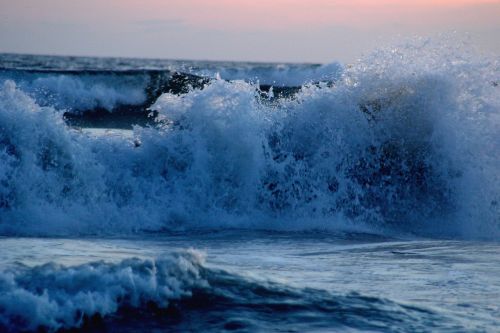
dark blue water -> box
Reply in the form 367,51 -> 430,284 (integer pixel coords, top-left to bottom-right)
1,233 -> 499,332
0,38 -> 499,332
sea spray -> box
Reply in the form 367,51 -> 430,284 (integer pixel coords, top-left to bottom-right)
0,39 -> 498,238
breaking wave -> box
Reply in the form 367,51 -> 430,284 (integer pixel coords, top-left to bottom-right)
0,251 -> 205,332
0,63 -> 341,115
0,69 -> 207,113
0,250 -> 450,332
0,39 -> 498,238
195,62 -> 343,86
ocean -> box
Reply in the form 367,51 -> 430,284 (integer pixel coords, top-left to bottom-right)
0,39 -> 499,332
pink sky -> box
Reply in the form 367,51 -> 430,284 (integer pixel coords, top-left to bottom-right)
130,0 -> 500,26
0,0 -> 499,62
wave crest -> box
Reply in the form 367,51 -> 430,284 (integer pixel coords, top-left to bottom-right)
0,249 -> 450,332
0,250 -> 206,332
0,39 -> 498,238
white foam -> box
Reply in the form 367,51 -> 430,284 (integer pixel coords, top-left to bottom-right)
0,72 -> 147,112
0,250 -> 205,331
194,62 -> 343,86
0,38 -> 498,238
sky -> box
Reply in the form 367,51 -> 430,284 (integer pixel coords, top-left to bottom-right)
0,0 -> 499,63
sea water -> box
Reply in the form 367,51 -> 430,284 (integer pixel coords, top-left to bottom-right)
0,37 -> 499,332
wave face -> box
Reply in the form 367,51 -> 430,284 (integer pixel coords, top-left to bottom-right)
0,40 -> 499,238
0,250 -> 448,332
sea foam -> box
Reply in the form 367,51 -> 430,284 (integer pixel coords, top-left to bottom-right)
0,39 -> 498,238
0,250 -> 206,332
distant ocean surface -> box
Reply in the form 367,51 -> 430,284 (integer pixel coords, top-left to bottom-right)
0,38 -> 499,332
